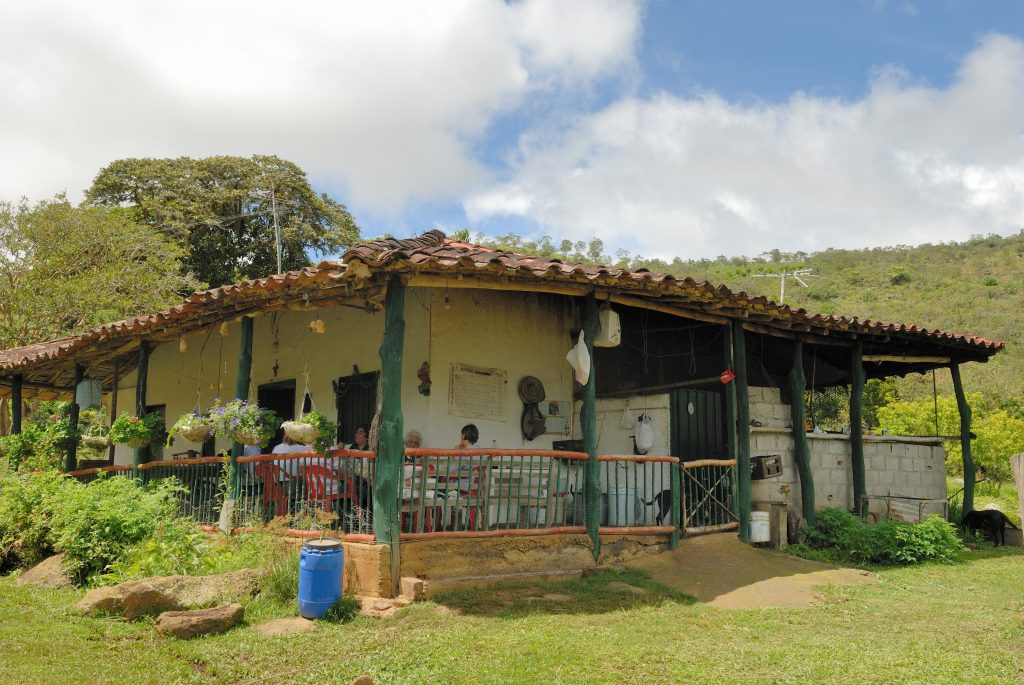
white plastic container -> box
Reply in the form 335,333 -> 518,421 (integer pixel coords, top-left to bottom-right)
607,487 -> 637,526
750,510 -> 770,543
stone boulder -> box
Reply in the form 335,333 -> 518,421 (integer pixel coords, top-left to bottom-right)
358,596 -> 411,619
75,568 -> 261,619
155,603 -> 244,639
16,554 -> 73,589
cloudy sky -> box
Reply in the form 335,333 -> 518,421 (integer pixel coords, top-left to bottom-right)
2,0 -> 1022,260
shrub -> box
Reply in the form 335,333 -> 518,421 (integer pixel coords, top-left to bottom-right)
0,471 -> 71,571
795,507 -> 963,565
50,475 -> 185,584
98,518 -> 214,585
108,412 -> 164,448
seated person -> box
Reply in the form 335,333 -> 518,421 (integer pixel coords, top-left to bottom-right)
404,430 -> 423,463
348,423 -> 371,451
271,435 -> 313,479
454,423 -> 479,449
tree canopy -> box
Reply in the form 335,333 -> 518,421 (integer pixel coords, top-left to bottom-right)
85,155 -> 360,287
0,196 -> 197,348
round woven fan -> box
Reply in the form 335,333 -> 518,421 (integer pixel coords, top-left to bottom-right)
518,376 -> 546,404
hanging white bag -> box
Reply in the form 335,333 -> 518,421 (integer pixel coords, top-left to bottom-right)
635,412 -> 654,455
594,305 -> 621,348
565,331 -> 591,385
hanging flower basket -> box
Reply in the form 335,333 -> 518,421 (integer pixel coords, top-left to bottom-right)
177,424 -> 213,444
282,420 -> 318,445
208,399 -> 280,448
108,412 -> 164,449
125,434 -> 152,449
231,429 -> 262,446
82,435 -> 110,449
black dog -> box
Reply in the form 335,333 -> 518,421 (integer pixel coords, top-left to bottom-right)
962,509 -> 1019,546
641,489 -> 673,526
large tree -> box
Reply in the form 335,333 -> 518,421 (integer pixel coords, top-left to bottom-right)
85,155 -> 360,287
0,196 -> 198,348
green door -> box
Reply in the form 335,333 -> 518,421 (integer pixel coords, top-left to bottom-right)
670,388 -> 725,462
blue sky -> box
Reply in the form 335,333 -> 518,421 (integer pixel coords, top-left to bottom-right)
2,1 -> 1023,260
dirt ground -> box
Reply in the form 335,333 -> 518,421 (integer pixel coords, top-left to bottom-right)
623,532 -> 875,608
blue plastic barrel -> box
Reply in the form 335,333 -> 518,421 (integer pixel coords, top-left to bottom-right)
298,538 -> 343,619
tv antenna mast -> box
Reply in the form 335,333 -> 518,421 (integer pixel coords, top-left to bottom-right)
751,268 -> 813,305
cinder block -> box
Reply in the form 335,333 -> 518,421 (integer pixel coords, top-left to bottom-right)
400,577 -> 425,602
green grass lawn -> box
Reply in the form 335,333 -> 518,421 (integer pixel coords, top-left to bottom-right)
2,549 -> 1023,685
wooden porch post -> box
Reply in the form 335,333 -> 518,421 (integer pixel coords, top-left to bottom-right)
107,361 -> 119,465
950,362 -> 975,515
376,277 -> 405,594
11,373 -> 22,435
65,365 -> 85,473
731,320 -> 751,542
582,292 -> 601,560
788,337 -> 815,526
230,317 -> 254,498
132,344 -> 151,479
724,324 -> 739,539
849,342 -> 867,517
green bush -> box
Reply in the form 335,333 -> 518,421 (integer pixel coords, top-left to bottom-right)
50,475 -> 186,584
98,518 -> 214,585
795,507 -> 963,565
0,471 -> 71,571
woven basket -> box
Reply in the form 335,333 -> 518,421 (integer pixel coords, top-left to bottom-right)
232,430 -> 262,446
176,424 -> 213,444
81,435 -> 110,450
282,421 -> 317,445
125,435 -> 151,449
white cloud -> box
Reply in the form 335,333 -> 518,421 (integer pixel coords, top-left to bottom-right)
465,34 -> 1024,259
0,0 -> 640,210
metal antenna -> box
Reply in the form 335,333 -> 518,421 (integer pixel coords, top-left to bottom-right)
751,268 -> 814,305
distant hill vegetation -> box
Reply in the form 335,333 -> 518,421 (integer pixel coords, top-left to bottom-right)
467,230 -> 1024,413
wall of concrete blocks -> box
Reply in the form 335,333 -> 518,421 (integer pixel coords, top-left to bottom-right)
747,386 -> 947,522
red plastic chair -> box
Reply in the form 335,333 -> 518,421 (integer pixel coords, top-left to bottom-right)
302,464 -> 354,513
253,462 -> 291,519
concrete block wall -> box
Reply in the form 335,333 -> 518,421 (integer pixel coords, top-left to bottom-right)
747,386 -> 947,521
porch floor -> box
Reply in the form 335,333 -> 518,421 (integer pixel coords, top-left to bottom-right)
622,533 -> 875,609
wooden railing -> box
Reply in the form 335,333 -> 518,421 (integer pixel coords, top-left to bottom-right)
680,459 -> 738,533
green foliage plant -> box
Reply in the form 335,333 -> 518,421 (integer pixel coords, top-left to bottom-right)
793,507 -> 963,566
50,475 -> 184,584
168,410 -> 214,445
98,517 -> 213,585
321,595 -> 359,623
208,399 -> 280,447
107,412 -> 164,448
292,411 -> 337,453
0,471 -> 70,571
0,401 -> 78,471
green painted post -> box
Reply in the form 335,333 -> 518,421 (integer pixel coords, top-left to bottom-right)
788,337 -> 815,526
724,323 -> 739,536
11,374 -> 22,435
732,320 -> 751,542
132,344 -> 150,480
950,363 -> 975,515
377,278 -> 405,594
65,365 -> 85,473
230,317 -> 254,499
582,292 -> 601,560
849,342 -> 867,518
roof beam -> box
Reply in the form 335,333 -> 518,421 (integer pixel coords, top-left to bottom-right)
863,354 -> 951,364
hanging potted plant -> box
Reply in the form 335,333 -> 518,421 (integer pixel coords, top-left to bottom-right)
282,411 -> 337,452
80,407 -> 110,450
168,410 -> 214,445
108,412 -> 164,449
208,398 -> 280,447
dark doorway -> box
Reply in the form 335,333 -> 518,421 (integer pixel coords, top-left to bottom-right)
670,388 -> 725,462
142,404 -> 167,463
258,380 -> 297,448
333,370 -> 378,446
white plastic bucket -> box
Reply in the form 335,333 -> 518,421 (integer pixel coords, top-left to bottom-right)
750,510 -> 770,543
607,487 -> 637,526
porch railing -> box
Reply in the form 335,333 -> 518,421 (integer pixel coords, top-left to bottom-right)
598,455 -> 680,534
680,459 -> 738,533
399,449 -> 589,540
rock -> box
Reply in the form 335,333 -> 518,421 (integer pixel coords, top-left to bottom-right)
358,596 -> 412,619
351,676 -> 374,685
252,616 -> 316,637
400,577 -> 424,602
15,555 -> 73,589
155,603 -> 244,640
75,569 -> 261,619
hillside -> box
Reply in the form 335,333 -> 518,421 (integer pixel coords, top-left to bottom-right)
473,231 -> 1024,412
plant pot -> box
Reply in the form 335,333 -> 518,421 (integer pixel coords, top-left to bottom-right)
124,435 -> 152,449
176,424 -> 213,444
282,421 -> 317,445
82,435 -> 110,449
232,430 -> 262,446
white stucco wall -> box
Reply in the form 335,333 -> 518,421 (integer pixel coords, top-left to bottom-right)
112,287 -> 576,464
748,386 -> 947,521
